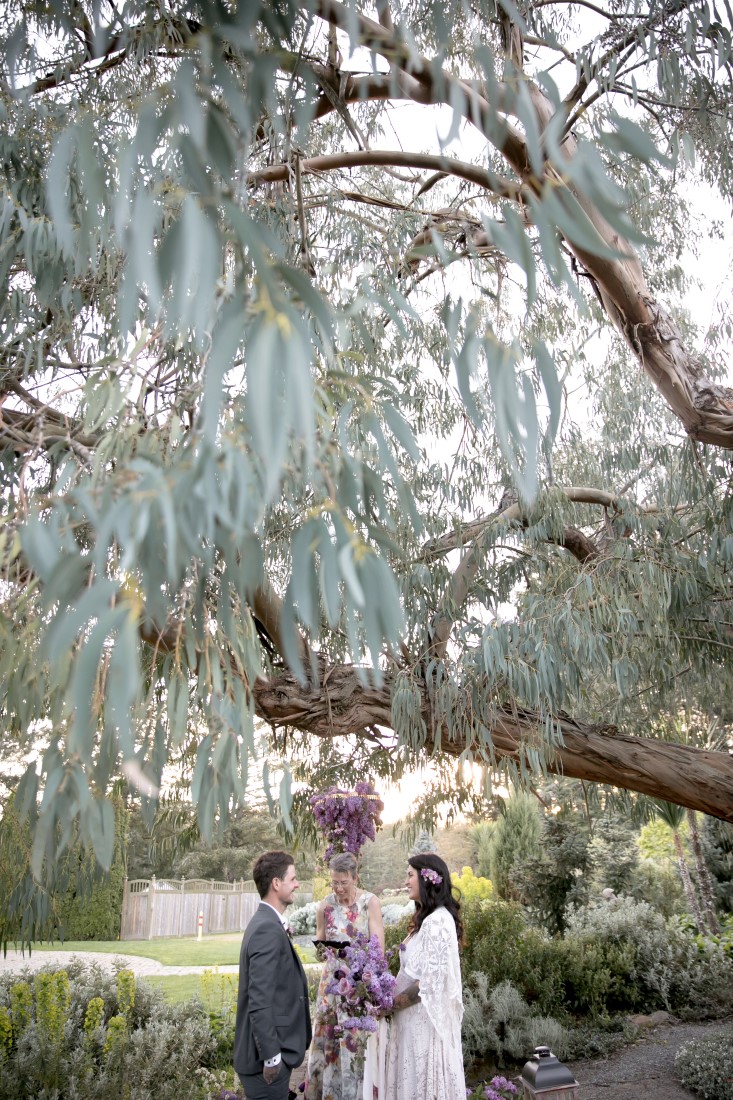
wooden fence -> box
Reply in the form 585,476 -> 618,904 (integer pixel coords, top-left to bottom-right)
120,878 -> 314,940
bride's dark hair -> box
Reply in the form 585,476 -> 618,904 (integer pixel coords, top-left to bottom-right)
408,852 -> 464,944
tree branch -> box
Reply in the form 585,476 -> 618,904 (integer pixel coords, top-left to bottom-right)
248,150 -> 521,200
252,664 -> 733,823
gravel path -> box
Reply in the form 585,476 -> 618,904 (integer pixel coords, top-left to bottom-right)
568,1019 -> 732,1099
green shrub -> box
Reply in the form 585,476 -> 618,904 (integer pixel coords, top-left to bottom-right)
461,900 -> 565,1015
55,801 -> 126,940
627,858 -> 686,919
674,1031 -> 733,1099
384,913 -> 411,975
0,961 -> 220,1100
461,894 -> 733,1025
564,897 -> 733,1018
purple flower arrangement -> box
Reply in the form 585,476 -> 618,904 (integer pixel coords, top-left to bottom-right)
324,931 -> 396,1035
421,867 -> 442,886
310,781 -> 384,861
466,1076 -> 519,1100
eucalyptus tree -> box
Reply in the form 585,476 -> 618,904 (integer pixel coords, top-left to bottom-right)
2,0 -> 733,923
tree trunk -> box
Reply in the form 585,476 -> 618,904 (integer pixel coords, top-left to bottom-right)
253,665 -> 733,823
686,808 -> 721,934
672,830 -> 705,934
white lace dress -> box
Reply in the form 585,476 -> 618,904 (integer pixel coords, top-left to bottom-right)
383,907 -> 465,1100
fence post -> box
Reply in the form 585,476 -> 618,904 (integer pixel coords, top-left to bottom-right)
179,878 -> 185,938
146,875 -> 156,940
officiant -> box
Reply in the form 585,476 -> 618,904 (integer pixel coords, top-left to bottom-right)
304,852 -> 384,1100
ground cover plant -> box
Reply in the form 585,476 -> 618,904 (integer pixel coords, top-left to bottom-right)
674,1030 -> 733,1100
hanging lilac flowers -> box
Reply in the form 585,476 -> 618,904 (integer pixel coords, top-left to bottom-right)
310,781 -> 384,861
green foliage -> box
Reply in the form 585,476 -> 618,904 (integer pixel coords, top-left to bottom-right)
0,793 -> 126,945
35,969 -> 70,1047
588,816 -> 639,897
461,900 -> 565,1012
9,981 -> 31,1036
638,817 -> 688,861
55,797 -> 127,940
702,817 -> 733,914
1,0 -> 733,923
0,1009 -> 10,1060
521,812 -> 592,936
564,898 -> 733,1019
461,895 -> 733,1023
0,962 -> 220,1100
473,822 -> 494,879
674,1031 -> 733,1100
462,975 -> 571,1065
384,915 -> 412,976
627,859 -> 686,920
485,793 -> 542,903
84,996 -> 105,1036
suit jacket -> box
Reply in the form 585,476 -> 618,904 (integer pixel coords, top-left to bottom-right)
233,902 -> 312,1077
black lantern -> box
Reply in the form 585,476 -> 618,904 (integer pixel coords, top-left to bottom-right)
520,1046 -> 579,1099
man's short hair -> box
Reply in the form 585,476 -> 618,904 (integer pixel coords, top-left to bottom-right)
252,850 -> 295,898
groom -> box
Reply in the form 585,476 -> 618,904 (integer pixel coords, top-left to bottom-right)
234,851 -> 312,1099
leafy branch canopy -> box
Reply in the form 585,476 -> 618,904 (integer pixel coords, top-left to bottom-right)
2,0 -> 733,936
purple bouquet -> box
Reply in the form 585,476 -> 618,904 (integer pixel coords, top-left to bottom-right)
324,932 -> 396,1035
310,781 -> 384,861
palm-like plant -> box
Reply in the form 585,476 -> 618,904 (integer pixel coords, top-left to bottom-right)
652,800 -> 706,934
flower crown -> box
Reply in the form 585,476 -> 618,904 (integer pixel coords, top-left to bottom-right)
420,867 -> 442,886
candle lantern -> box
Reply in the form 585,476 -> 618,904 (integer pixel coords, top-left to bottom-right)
519,1045 -> 579,1099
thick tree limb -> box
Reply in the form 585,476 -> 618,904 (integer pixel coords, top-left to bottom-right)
252,664 -> 733,823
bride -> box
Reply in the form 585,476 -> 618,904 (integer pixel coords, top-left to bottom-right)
383,852 -> 466,1100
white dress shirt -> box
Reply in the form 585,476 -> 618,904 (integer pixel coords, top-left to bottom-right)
260,902 -> 290,1068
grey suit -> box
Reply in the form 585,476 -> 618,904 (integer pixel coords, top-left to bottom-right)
234,902 -> 312,1099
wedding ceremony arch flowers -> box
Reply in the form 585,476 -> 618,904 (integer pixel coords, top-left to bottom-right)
310,781 -> 384,861
324,932 -> 396,1035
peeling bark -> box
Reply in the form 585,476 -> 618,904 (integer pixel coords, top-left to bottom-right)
253,664 -> 733,823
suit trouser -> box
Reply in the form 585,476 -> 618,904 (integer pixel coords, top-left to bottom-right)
238,1061 -> 291,1100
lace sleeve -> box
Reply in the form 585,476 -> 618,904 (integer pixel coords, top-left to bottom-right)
403,908 -> 463,1036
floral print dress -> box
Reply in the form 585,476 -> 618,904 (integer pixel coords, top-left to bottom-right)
304,891 -> 374,1100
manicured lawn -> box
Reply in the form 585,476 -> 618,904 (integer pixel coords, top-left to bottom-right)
145,972 -> 238,1010
32,934 -> 318,967
32,934 -> 243,966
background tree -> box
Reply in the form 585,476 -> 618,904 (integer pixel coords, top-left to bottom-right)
485,792 -> 543,903
701,816 -> 733,916
521,810 -> 592,936
587,815 -> 639,898
2,0 -> 733,934
652,800 -> 707,933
